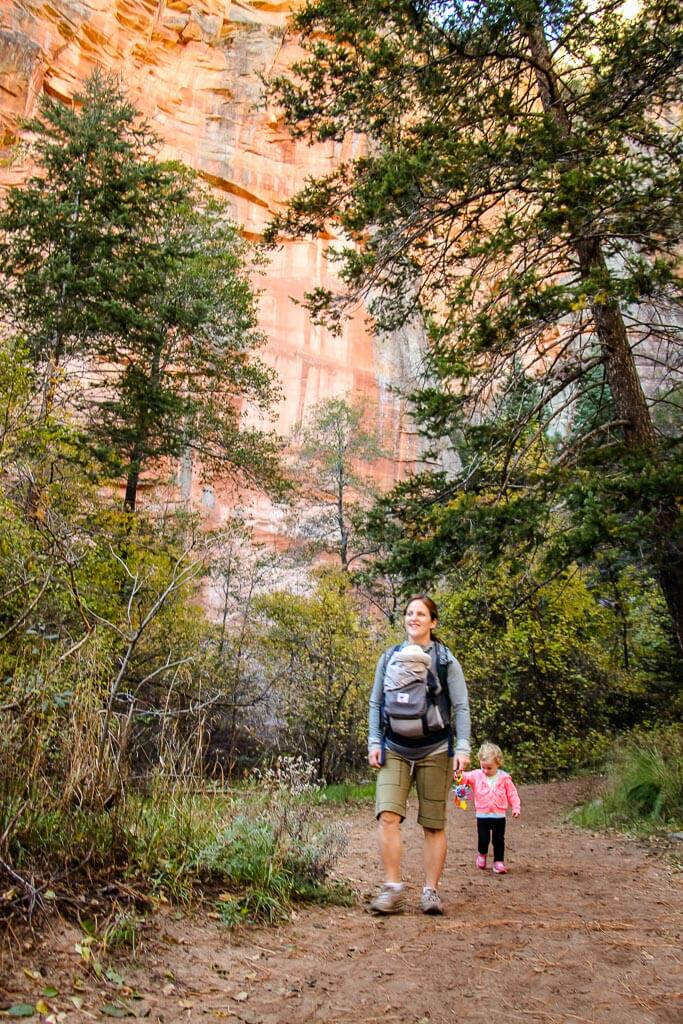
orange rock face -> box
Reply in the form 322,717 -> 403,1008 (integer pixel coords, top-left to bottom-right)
0,1 -> 425,538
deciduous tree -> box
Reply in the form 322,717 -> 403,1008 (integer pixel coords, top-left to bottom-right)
290,396 -> 385,568
255,570 -> 383,780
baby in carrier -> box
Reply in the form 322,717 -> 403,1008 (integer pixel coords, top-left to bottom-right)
383,644 -> 447,737
384,644 -> 432,690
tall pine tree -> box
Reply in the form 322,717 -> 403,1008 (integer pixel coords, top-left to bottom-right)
269,0 -> 683,649
1,73 -> 284,510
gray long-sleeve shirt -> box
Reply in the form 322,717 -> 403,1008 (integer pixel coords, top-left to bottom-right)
368,640 -> 471,760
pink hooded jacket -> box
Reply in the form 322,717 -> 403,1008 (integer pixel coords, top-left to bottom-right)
460,768 -> 521,817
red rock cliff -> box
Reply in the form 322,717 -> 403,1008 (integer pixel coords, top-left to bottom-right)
0,1 -> 425,535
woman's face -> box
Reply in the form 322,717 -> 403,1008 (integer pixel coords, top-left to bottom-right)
404,600 -> 436,645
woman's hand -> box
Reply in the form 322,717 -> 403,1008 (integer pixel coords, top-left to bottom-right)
368,747 -> 383,769
454,753 -> 470,772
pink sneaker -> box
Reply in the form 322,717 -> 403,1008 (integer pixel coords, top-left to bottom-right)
476,854 -> 487,870
493,861 -> 508,874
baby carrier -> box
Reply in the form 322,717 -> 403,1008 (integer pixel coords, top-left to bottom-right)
380,642 -> 452,755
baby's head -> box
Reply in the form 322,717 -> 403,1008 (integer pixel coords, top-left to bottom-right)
397,644 -> 431,665
478,742 -> 503,777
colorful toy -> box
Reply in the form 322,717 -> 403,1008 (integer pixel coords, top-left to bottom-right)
452,772 -> 471,811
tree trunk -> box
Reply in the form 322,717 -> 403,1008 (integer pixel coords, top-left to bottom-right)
573,239 -> 656,448
525,13 -> 683,653
124,452 -> 141,511
526,18 -> 655,448
337,476 -> 349,569
657,552 -> 683,657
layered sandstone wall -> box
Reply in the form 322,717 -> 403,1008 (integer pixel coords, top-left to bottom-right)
0,0 -> 426,535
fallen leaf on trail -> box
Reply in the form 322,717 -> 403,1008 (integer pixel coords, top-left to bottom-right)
161,984 -> 175,997
21,970 -> 41,982
71,977 -> 87,993
101,1003 -> 129,1018
7,1006 -> 35,1017
232,992 -> 248,1002
206,912 -> 221,920
106,969 -> 124,986
34,1000 -> 50,1015
217,892 -> 232,902
68,997 -> 83,1010
178,1001 -> 195,1010
40,989 -> 58,999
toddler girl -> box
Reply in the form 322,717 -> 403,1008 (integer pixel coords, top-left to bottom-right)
458,742 -> 520,874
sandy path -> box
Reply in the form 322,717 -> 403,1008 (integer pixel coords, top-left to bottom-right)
2,779 -> 681,1023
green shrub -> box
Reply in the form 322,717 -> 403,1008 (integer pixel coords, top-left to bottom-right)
436,562 -> 681,778
571,726 -> 683,833
199,816 -> 295,925
196,757 -> 352,925
254,571 -> 385,782
506,730 -> 613,782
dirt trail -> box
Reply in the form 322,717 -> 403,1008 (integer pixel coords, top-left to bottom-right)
2,779 -> 681,1024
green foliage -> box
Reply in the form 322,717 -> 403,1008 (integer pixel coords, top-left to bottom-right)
97,911 -> 145,956
0,69 -> 173,372
2,765 -> 351,925
0,72 -> 285,511
92,187 -> 284,510
320,780 -> 376,804
434,557 -> 679,779
270,1 -> 683,650
197,759 -> 352,925
255,570 -> 387,781
571,727 -> 683,834
203,814 -> 295,925
288,395 -> 386,569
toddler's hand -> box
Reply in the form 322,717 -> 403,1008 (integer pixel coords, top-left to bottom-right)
512,809 -> 520,818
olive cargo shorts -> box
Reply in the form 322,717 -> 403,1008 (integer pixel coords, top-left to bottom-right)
375,749 -> 453,829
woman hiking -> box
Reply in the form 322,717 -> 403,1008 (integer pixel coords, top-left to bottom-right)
367,595 -> 471,915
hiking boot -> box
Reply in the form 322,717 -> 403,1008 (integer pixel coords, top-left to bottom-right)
493,861 -> 508,874
370,884 -> 405,914
420,887 -> 444,915
476,854 -> 487,870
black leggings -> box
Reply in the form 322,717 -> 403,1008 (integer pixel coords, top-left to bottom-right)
477,817 -> 506,861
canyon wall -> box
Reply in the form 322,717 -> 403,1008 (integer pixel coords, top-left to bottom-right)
0,0 -> 426,537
